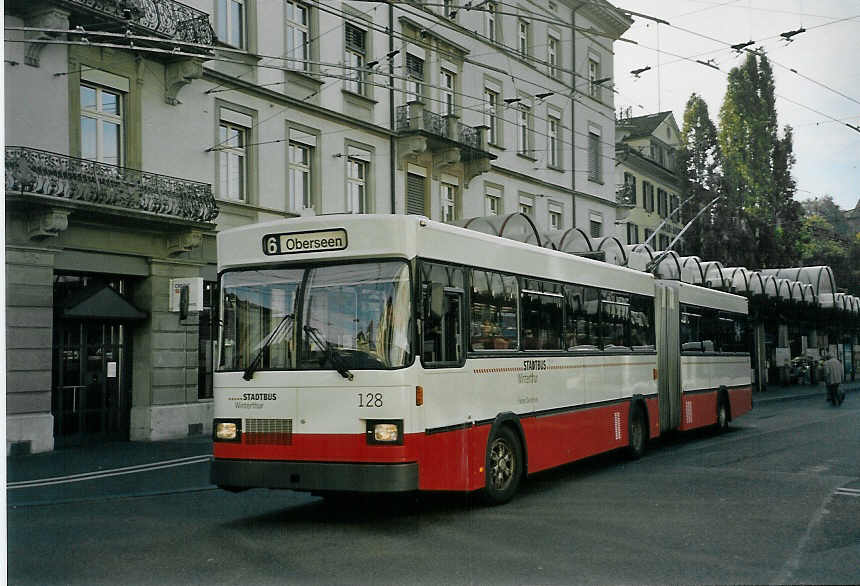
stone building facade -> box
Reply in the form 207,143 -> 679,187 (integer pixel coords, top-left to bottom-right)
5,0 -> 631,453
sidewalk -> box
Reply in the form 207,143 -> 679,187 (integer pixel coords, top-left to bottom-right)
7,434 -> 213,486
6,380 -> 859,492
753,379 -> 860,405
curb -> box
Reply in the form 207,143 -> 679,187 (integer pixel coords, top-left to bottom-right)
753,383 -> 858,405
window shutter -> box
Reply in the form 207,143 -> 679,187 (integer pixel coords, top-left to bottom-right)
406,173 -> 425,215
406,54 -> 424,78
345,24 -> 365,52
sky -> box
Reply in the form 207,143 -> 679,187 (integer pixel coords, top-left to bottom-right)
612,0 -> 860,212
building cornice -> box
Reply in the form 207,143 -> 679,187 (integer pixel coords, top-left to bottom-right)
574,0 -> 634,39
615,144 -> 679,187
202,69 -> 394,139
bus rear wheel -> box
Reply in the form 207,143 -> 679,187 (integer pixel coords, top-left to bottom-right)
716,396 -> 730,432
482,426 -> 522,506
627,407 -> 647,460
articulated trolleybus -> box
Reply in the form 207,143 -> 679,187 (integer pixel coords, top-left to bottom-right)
212,214 -> 752,504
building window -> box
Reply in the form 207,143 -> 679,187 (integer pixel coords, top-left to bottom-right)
518,106 -> 531,156
670,194 -> 680,222
347,156 -> 367,213
485,190 -> 501,216
443,0 -> 455,18
218,121 -> 247,201
548,36 -> 559,78
486,2 -> 497,42
651,141 -> 666,167
217,0 -> 245,48
518,20 -> 529,58
642,181 -> 654,212
286,1 -> 310,72
588,56 -> 601,100
519,195 -> 534,217
588,128 -> 601,182
441,182 -> 458,223
644,228 -> 653,245
344,23 -> 366,94
485,88 -> 499,145
406,53 -> 424,103
442,69 -> 455,116
590,218 -> 602,238
80,83 -> 123,166
627,223 -> 639,244
623,172 -> 637,205
549,205 -> 562,230
657,188 -> 668,218
659,234 -> 671,250
288,142 -> 311,210
548,116 -> 560,168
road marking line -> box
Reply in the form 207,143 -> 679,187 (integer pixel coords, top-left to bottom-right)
8,455 -> 213,489
834,487 -> 860,497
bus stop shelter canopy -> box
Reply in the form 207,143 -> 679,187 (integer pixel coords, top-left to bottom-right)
453,216 -> 858,316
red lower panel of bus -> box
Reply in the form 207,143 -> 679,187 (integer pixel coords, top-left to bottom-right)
214,398 -> 651,492
728,385 -> 753,419
214,391 -> 749,491
678,386 -> 752,431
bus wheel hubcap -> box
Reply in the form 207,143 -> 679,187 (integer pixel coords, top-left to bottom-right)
490,439 -> 514,490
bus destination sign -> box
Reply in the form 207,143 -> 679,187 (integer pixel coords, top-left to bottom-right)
263,228 -> 348,255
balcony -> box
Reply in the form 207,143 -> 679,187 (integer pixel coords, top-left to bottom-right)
395,102 -> 495,186
54,0 -> 214,46
5,146 -> 218,227
616,183 -> 636,222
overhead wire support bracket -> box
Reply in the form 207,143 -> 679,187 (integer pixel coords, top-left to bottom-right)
779,27 -> 806,42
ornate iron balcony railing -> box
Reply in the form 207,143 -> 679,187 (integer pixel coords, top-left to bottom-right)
396,104 -> 483,151
57,0 -> 214,45
616,183 -> 636,207
6,146 -> 218,223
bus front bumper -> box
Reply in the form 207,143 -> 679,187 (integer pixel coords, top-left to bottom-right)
211,459 -> 419,493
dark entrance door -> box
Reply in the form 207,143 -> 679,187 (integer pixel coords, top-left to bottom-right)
53,320 -> 131,445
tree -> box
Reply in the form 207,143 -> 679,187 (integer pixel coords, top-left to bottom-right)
678,93 -> 727,260
798,200 -> 860,297
802,195 -> 851,236
717,50 -> 800,268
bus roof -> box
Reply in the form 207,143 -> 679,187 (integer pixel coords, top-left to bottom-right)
660,280 -> 749,315
217,214 -> 657,296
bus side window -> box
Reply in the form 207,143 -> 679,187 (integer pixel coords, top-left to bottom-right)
564,284 -> 600,350
630,294 -> 655,349
419,261 -> 464,366
470,270 -> 518,351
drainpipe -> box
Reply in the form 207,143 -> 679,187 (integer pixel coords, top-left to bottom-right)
389,2 -> 397,214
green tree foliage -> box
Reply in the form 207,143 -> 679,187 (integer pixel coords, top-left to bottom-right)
802,195 -> 851,236
717,51 -> 801,268
678,93 -> 727,260
798,213 -> 859,296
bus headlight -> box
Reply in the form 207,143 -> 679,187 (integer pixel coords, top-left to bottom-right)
214,419 -> 242,442
366,420 -> 403,445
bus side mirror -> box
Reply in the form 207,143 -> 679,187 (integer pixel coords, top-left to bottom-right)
428,283 -> 444,320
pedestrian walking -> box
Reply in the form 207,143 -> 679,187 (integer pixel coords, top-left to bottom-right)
823,353 -> 845,406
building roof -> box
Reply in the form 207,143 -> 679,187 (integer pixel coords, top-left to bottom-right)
616,111 -> 675,140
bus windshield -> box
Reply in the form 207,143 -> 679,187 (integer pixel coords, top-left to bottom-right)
219,260 -> 412,373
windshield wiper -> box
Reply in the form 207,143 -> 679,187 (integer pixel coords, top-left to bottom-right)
303,325 -> 354,381
243,313 -> 294,381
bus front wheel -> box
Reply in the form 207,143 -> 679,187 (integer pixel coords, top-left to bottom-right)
482,425 -> 522,505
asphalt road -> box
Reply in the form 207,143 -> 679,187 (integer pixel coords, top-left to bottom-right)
8,396 -> 860,585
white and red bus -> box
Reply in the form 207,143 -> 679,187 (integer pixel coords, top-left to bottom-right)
212,214 -> 752,504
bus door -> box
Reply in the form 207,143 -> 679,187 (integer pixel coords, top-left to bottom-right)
655,283 -> 681,432
422,284 -> 464,364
